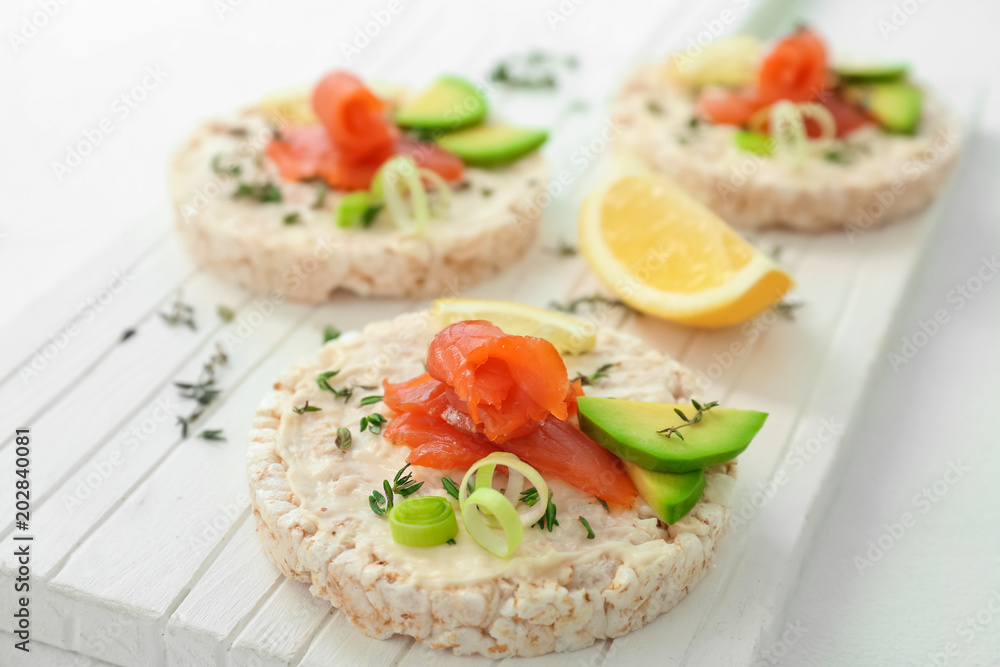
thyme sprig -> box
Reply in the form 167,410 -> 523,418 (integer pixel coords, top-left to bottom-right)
489,51 -> 578,90
549,294 -> 634,315
658,399 -> 719,440
160,292 -> 197,330
233,181 -> 282,203
775,300 -> 804,320
442,476 -> 460,500
293,401 -> 321,415
175,342 -> 228,438
359,412 -> 387,434
369,464 -> 424,516
573,363 -> 614,387
535,490 -> 559,531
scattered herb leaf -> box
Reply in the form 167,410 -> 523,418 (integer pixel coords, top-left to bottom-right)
361,204 -> 382,227
311,183 -> 328,209
597,497 -> 610,513
233,181 -> 282,203
579,516 -> 595,539
573,362 -> 615,387
520,487 -> 540,506
359,395 -> 383,407
446,538 -> 457,545
547,240 -> 578,257
282,211 -> 301,225
359,412 -> 387,434
369,464 -> 424,516
549,294 -> 633,315
217,305 -> 235,322
174,342 -> 229,438
489,51 -> 577,89
323,325 -> 341,343
335,427 -> 353,451
442,476 -> 460,500
646,99 -> 664,115
316,370 -> 341,392
480,187 -> 493,198
293,401 -> 321,415
211,154 -> 241,177
198,429 -> 226,442
774,300 -> 803,320
120,328 -> 137,343
534,491 -> 559,531
160,292 -> 197,330
658,399 -> 720,440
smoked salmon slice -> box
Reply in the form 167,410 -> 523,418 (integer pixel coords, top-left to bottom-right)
498,417 -> 636,507
382,321 -> 637,506
266,71 -> 465,191
426,321 -> 571,442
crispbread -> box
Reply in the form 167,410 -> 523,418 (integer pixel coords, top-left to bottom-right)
247,311 -> 737,658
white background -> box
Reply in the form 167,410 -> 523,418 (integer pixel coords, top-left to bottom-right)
2,0 -> 999,664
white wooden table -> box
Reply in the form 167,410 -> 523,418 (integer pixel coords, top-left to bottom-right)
0,0 -> 992,664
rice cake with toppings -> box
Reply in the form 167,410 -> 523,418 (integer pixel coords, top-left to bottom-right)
611,63 -> 960,233
247,310 -> 738,658
169,110 -> 548,303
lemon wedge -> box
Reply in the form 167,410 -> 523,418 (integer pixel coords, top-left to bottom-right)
261,86 -> 317,126
665,35 -> 760,87
432,299 -> 596,353
578,159 -> 794,327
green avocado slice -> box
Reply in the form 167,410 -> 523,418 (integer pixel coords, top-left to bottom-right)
843,82 -> 923,135
434,125 -> 548,167
394,75 -> 487,131
577,397 -> 768,474
833,61 -> 909,83
624,462 -> 705,524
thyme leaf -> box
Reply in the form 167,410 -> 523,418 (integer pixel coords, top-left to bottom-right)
293,401 -> 321,415
658,399 -> 720,440
579,516 -> 595,539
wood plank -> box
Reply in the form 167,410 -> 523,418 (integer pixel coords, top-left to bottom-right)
228,579 -> 331,667
0,270 -> 257,532
0,630 -> 116,666
299,612 -> 412,667
32,301 -> 404,665
165,516 -> 283,665
0,230 -> 195,441
680,209 -> 950,665
0,206 -> 172,382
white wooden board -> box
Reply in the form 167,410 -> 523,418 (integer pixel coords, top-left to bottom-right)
0,0 -> 977,664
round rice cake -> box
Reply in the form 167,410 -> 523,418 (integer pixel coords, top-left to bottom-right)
247,311 -> 738,659
611,63 -> 961,233
168,110 -> 548,303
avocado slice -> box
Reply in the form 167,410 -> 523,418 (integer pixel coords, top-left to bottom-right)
833,61 -> 909,83
577,397 -> 768,473
624,461 -> 705,524
435,125 -> 548,167
843,83 -> 923,135
394,75 -> 487,131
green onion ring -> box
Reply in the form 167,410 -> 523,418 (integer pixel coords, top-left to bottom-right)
388,496 -> 458,547
460,452 -> 549,528
461,487 -> 524,558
